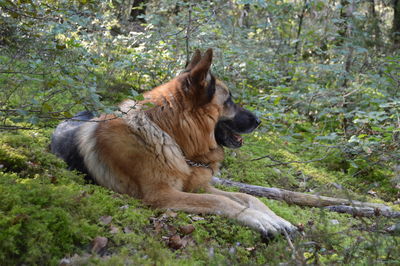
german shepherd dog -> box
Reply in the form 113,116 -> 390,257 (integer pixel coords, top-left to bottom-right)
51,49 -> 296,238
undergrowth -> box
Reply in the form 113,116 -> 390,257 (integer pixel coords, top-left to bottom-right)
0,129 -> 399,265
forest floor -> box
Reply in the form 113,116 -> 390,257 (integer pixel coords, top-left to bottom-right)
0,126 -> 399,265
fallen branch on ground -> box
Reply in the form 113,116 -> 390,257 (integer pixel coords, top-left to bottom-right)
324,205 -> 400,218
211,177 -> 400,218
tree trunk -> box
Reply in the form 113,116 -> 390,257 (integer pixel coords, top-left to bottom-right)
369,0 -> 381,49
393,0 -> 400,47
238,4 -> 250,28
336,0 -> 349,44
120,0 -> 135,24
295,0 -> 308,57
119,0 -> 146,24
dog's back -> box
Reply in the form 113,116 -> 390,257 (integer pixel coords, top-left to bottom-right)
51,111 -> 94,179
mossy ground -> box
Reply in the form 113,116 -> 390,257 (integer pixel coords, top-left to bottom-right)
0,127 -> 399,265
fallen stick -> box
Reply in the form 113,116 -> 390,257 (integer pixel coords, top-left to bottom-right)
211,177 -> 400,218
324,205 -> 400,218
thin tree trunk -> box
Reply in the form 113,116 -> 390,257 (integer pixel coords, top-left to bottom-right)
238,4 -> 250,28
340,0 -> 355,137
369,0 -> 381,49
294,0 -> 308,57
185,5 -> 192,64
393,0 -> 400,47
120,0 -> 135,24
337,0 -> 349,44
119,0 -> 146,24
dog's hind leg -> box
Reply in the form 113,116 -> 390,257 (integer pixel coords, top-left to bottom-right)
204,186 -> 297,235
144,186 -> 290,238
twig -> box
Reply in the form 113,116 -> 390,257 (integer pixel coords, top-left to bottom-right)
0,125 -> 35,130
0,71 -> 49,75
185,4 -> 193,63
1,5 -> 54,20
283,229 -> 298,261
251,150 -> 332,167
343,88 -> 361,98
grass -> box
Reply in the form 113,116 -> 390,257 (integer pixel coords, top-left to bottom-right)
0,127 -> 399,265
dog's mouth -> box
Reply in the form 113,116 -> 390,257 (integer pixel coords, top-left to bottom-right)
233,133 -> 243,145
215,107 -> 261,149
214,121 -> 244,149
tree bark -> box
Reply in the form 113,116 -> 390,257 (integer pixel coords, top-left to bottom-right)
238,4 -> 250,28
369,0 -> 381,48
120,0 -> 135,24
211,177 -> 400,218
393,0 -> 400,47
119,0 -> 146,24
294,0 -> 308,57
325,205 -> 400,218
336,0 -> 349,44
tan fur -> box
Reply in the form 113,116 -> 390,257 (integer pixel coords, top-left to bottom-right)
77,49 -> 296,237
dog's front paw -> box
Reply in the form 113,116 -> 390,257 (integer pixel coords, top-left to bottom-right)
236,208 -> 296,239
268,215 -> 297,237
236,208 -> 279,237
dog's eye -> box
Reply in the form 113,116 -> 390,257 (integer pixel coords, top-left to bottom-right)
224,96 -> 233,105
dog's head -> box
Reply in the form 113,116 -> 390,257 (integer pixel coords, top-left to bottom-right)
184,49 -> 261,148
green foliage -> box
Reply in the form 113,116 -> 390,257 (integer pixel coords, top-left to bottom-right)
1,0 -> 400,264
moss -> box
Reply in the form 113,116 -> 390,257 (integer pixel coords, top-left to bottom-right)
0,142 -> 28,173
0,172 -> 97,264
0,129 -> 399,264
223,133 -> 398,203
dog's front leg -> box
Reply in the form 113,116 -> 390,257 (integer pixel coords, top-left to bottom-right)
205,186 -> 297,235
144,187 -> 290,238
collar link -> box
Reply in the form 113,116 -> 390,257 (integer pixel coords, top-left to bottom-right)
185,159 -> 214,175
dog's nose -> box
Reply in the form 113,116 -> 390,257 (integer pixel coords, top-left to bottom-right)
256,117 -> 261,126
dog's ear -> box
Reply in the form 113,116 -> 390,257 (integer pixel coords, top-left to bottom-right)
185,49 -> 202,71
190,48 -> 212,84
189,49 -> 215,105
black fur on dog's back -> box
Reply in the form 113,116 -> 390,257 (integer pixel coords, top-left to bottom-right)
51,111 -> 94,181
